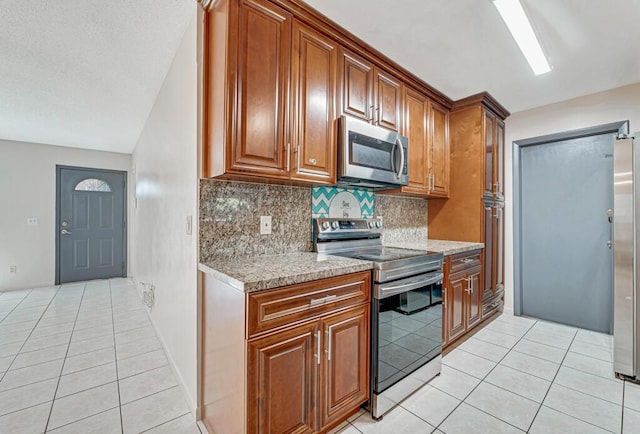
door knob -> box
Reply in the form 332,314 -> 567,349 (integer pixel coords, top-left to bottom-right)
61,229 -> 72,235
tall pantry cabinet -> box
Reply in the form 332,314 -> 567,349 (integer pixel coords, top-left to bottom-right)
428,93 -> 510,332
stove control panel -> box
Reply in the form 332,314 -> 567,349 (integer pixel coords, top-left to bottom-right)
313,217 -> 383,238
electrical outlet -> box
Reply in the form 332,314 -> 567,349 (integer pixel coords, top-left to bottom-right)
9,266 -> 16,274
260,216 -> 272,235
27,217 -> 38,225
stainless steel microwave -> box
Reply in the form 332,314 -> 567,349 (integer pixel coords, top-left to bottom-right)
338,116 -> 409,189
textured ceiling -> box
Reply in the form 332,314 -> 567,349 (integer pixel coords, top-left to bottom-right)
304,0 -> 640,113
0,0 -> 194,153
1,0 -> 638,154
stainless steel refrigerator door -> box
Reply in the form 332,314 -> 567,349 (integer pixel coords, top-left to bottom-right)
613,137 -> 635,378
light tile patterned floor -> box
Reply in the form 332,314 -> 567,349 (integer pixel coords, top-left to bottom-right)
332,314 -> 638,434
0,278 -> 201,433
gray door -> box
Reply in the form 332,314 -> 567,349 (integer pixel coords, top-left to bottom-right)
520,134 -> 613,333
56,166 -> 127,284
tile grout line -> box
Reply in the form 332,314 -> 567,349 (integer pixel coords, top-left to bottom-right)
429,317 -> 540,433
109,281 -> 125,434
0,287 -> 62,384
43,283 -> 87,432
138,410 -> 192,433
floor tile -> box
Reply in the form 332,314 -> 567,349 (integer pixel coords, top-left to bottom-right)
484,364 -> 551,403
47,381 -> 119,430
428,364 -> 481,400
11,344 -> 68,369
495,314 -> 537,326
0,341 -> 23,358
530,320 -> 579,336
70,324 -> 114,343
524,328 -> 575,350
0,359 -> 63,391
500,350 -> 560,381
0,329 -> 33,345
62,347 -> 115,375
529,406 -> 611,434
400,384 -> 460,426
484,320 -> 532,338
114,316 -> 151,334
56,362 -> 117,398
624,381 -> 640,412
121,386 -> 190,434
512,339 -> 567,364
119,365 -> 177,404
554,366 -> 623,405
0,354 -> 14,372
562,352 -> 615,379
569,340 -> 612,363
543,383 -> 622,433
21,331 -> 71,353
144,413 -> 201,434
114,326 -> 155,346
623,406 -> 640,434
47,407 -> 122,433
574,329 -> 613,348
0,401 -> 52,434
66,334 -> 114,357
352,405 -> 435,434
0,320 -> 37,335
472,328 -> 520,349
458,337 -> 510,362
465,381 -> 539,431
443,348 -> 496,379
116,335 -> 162,360
0,378 -> 58,416
439,402 -> 523,434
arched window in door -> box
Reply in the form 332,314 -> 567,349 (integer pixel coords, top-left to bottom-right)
74,178 -> 112,192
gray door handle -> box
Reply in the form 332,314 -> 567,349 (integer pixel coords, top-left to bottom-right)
61,229 -> 72,235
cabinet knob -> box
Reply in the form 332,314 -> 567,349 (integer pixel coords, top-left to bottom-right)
309,158 -> 317,165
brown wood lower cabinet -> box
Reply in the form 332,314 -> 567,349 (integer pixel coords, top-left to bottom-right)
443,250 -> 483,347
202,271 -> 371,434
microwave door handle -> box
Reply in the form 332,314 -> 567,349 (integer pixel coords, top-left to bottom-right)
395,136 -> 404,180
390,138 -> 397,176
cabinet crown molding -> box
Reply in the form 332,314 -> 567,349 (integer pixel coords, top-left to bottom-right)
198,0 -> 216,11
451,92 -> 510,120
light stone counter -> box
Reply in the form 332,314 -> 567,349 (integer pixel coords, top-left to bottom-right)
199,252 -> 373,293
383,239 -> 484,256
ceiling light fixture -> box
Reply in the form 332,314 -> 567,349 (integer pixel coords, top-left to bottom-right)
492,0 -> 551,75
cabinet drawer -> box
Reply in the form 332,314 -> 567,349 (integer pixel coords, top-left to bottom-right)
482,288 -> 504,317
448,250 -> 482,273
247,271 -> 371,338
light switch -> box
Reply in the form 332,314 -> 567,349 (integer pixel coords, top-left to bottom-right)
260,216 -> 272,235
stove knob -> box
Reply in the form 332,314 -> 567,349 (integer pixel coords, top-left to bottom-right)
321,221 -> 330,230
368,221 -> 375,228
375,221 -> 382,228
331,221 -> 339,229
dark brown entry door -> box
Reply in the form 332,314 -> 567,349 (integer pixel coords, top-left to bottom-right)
56,166 -> 126,284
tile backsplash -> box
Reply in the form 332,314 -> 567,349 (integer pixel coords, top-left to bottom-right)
199,180 -> 428,262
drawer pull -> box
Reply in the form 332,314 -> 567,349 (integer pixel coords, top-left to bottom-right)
309,295 -> 338,307
461,258 -> 475,264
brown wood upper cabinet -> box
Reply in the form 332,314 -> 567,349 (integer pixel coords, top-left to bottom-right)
428,101 -> 450,198
339,48 -> 403,132
483,110 -> 505,200
203,0 -> 337,184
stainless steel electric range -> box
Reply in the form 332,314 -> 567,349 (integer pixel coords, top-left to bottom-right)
313,217 -> 444,419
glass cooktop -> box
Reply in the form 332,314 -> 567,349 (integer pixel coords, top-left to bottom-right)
332,246 -> 438,263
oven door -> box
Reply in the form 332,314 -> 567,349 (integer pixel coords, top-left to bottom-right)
372,271 -> 443,395
339,116 -> 408,187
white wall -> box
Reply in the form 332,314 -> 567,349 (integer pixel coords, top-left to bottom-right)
505,82 -> 640,314
0,140 -> 131,290
131,6 -> 198,414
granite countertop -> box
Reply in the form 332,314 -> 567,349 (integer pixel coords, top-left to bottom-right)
383,239 -> 484,256
198,252 -> 373,293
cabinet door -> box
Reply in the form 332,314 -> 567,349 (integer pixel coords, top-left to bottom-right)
375,69 -> 402,132
403,88 -> 429,194
446,270 -> 466,342
496,119 -> 505,200
495,201 -> 505,293
320,305 -> 369,429
483,110 -> 496,195
231,0 -> 292,178
429,101 -> 450,198
290,21 -> 337,184
467,268 -> 482,329
483,203 -> 494,299
339,49 -> 373,122
247,322 -> 318,434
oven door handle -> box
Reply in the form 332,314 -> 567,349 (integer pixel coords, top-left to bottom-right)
375,272 -> 443,299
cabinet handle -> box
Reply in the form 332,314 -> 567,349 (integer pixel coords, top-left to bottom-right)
286,143 -> 291,172
370,105 -> 375,123
316,330 -> 321,365
376,107 -> 380,125
326,329 -> 332,361
461,258 -> 474,264
494,206 -> 500,219
430,174 -> 434,191
296,143 -> 301,171
309,294 -> 337,307
468,277 -> 473,293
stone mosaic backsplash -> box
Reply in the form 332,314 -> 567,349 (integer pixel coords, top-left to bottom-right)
200,180 -> 312,262
199,180 -> 428,262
